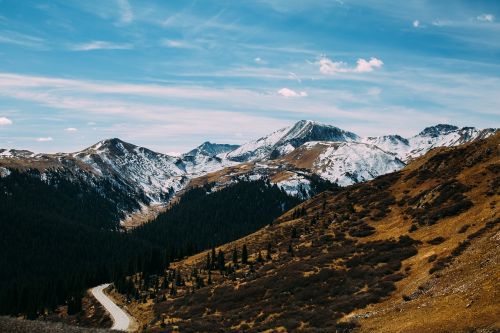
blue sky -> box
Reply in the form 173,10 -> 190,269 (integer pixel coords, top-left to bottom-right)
0,0 -> 499,154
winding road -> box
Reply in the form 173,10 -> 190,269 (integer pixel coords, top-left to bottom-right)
91,283 -> 132,331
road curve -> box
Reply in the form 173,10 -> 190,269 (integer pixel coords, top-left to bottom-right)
91,283 -> 131,331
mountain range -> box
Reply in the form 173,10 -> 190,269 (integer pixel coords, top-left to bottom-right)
0,120 -> 496,219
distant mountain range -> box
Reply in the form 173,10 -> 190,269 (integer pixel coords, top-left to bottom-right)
0,120 -> 496,218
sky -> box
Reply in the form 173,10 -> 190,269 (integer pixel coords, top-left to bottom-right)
0,0 -> 499,154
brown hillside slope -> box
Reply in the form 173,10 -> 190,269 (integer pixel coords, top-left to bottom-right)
120,133 -> 499,332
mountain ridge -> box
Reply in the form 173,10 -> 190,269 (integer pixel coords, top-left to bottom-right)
1,120 -> 497,223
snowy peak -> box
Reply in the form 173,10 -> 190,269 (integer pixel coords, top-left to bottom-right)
73,138 -> 186,203
79,138 -> 172,160
227,120 -> 359,162
364,125 -> 497,161
282,120 -> 359,143
183,142 -> 239,157
0,149 -> 36,158
364,134 -> 409,146
418,124 -> 459,137
408,125 -> 497,160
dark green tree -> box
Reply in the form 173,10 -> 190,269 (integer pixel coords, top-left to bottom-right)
242,244 -> 249,264
232,248 -> 238,265
217,249 -> 225,271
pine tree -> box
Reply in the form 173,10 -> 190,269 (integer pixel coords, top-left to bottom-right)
232,248 -> 238,265
292,227 -> 298,238
217,249 -> 225,271
242,244 -> 248,264
175,271 -> 183,286
288,244 -> 294,256
207,271 -> 212,285
266,243 -> 272,260
67,292 -> 82,315
211,247 -> 217,269
206,252 -> 211,271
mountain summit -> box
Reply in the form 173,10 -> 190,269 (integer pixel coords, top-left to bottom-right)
226,120 -> 359,162
183,142 -> 239,158
418,124 -> 459,137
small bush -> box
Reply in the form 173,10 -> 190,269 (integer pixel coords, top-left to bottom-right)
458,224 -> 470,234
427,236 -> 445,245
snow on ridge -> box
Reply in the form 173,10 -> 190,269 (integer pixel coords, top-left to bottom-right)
311,141 -> 405,187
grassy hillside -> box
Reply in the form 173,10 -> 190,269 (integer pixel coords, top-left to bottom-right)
112,133 -> 499,332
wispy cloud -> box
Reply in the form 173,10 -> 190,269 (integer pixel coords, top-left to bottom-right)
36,137 -> 53,142
287,72 -> 302,83
64,127 -> 78,132
71,41 -> 133,51
0,117 -> 13,125
413,20 -> 420,28
160,39 -> 196,49
318,56 -> 384,75
0,30 -> 45,49
116,0 -> 133,23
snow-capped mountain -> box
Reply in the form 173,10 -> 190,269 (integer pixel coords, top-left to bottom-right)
0,149 -> 36,158
73,138 -> 188,203
364,124 -> 496,161
184,142 -> 239,157
190,140 -> 405,197
226,120 -> 359,162
181,142 -> 240,176
1,120 -> 496,221
184,121 -> 496,197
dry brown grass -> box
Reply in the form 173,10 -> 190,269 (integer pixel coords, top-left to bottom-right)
118,133 -> 499,332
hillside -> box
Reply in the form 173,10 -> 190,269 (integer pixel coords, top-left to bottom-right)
114,132 -> 499,332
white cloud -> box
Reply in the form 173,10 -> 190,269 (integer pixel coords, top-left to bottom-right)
355,58 -> 383,73
64,127 -> 78,132
116,0 -> 133,23
71,41 -> 133,51
318,56 -> 383,75
160,39 -> 195,49
0,117 -> 13,125
277,88 -> 308,97
477,13 -> 494,22
36,137 -> 53,142
413,20 -> 420,28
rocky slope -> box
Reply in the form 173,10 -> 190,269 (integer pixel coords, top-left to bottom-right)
121,132 -> 499,332
73,138 -> 187,203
